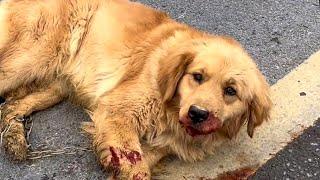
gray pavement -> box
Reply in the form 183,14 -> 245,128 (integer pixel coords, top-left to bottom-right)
1,0 -> 320,179
250,119 -> 320,180
0,102 -> 107,180
141,0 -> 320,84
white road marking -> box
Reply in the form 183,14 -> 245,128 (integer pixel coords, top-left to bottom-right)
159,50 -> 320,179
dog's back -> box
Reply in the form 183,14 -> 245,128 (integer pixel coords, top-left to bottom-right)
0,0 -> 76,94
0,1 -> 10,53
0,0 -> 171,101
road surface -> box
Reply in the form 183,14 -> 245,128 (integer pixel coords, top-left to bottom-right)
0,0 -> 319,179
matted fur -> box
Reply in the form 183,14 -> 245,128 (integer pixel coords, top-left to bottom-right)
0,0 -> 272,179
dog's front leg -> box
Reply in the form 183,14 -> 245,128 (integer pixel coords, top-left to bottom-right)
142,145 -> 170,168
92,105 -> 150,180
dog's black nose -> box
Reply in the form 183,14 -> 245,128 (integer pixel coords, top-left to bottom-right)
188,105 -> 209,123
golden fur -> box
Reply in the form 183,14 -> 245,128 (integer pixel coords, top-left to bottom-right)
0,0 -> 272,179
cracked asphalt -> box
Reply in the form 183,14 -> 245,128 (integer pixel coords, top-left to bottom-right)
0,0 -> 320,179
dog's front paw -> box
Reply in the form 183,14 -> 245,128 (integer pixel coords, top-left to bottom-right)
0,104 -> 28,161
101,146 -> 150,180
131,172 -> 149,180
1,122 -> 28,161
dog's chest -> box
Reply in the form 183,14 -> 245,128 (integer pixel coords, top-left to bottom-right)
64,55 -> 128,105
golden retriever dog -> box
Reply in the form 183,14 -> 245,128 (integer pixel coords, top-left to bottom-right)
0,0 -> 272,179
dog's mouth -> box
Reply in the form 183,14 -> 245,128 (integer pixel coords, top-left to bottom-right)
179,115 -> 222,137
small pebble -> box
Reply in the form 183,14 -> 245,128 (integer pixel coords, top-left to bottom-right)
286,162 -> 290,166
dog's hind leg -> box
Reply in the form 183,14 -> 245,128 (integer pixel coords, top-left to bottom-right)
0,1 -> 59,96
0,48 -> 48,96
0,81 -> 66,161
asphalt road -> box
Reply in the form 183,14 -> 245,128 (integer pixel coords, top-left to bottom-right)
0,0 -> 320,179
250,118 -> 320,180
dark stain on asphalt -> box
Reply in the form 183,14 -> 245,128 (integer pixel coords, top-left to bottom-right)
270,37 -> 281,45
215,166 -> 257,180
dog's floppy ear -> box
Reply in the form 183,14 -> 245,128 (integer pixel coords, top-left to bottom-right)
158,51 -> 194,104
247,73 -> 272,138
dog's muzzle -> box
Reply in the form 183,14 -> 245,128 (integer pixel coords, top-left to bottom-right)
188,105 -> 209,124
180,105 -> 222,137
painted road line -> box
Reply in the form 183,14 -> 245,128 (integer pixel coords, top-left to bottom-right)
158,50 -> 320,180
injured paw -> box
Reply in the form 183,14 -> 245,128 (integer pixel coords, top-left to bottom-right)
133,172 -> 148,180
101,146 -> 150,180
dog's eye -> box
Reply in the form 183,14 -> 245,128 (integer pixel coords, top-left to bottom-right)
224,87 -> 237,96
192,73 -> 203,83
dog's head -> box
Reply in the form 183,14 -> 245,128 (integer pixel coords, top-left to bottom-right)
158,36 -> 272,138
